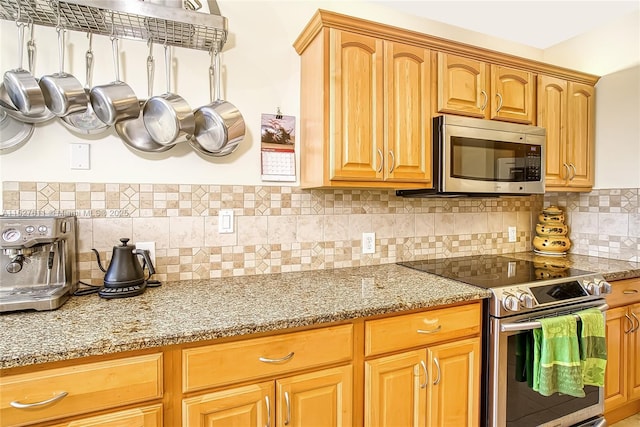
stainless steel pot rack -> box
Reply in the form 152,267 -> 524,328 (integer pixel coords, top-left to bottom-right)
0,0 -> 227,51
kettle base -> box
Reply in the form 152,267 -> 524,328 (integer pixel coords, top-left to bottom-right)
98,283 -> 146,299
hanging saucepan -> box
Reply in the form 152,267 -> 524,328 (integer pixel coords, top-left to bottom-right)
3,21 -> 46,116
60,33 -> 109,135
38,28 -> 89,117
0,23 -> 54,124
90,35 -> 140,126
143,44 -> 195,146
189,46 -> 245,157
116,41 -> 173,153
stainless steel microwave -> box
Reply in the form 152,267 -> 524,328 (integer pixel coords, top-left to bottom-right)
396,115 -> 546,197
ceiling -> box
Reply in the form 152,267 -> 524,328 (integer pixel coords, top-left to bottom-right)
373,1 -> 640,49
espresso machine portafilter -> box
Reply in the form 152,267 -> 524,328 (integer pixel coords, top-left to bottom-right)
0,215 -> 78,312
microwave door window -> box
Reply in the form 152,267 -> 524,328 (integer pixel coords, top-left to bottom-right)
451,137 -> 541,183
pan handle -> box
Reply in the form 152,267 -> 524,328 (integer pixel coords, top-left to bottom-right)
208,52 -> 215,103
147,41 -> 154,98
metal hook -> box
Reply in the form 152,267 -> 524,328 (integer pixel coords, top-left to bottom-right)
14,1 -> 21,24
276,108 -> 283,120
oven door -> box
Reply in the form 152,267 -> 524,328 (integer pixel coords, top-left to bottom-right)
487,300 -> 607,427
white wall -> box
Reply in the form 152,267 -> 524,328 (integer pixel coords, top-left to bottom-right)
1,0 -> 639,199
593,65 -> 640,189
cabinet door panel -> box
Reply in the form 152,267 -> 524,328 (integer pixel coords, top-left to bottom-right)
605,307 -> 628,411
566,82 -> 595,188
276,365 -> 352,427
384,42 -> 431,183
537,75 -> 568,187
427,337 -> 480,427
49,404 -> 162,427
182,382 -> 273,427
437,53 -> 487,118
365,350 -> 426,427
330,29 -> 384,181
490,65 -> 535,124
630,303 -> 640,400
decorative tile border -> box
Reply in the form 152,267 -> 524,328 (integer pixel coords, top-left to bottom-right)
21,181 -> 640,281
545,189 -> 640,262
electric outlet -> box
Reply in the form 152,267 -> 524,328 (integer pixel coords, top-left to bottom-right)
362,232 -> 375,254
508,226 -> 517,243
136,241 -> 156,267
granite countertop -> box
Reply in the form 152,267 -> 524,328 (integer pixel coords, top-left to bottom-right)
1,252 -> 638,370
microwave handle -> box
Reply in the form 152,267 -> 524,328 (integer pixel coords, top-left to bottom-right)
499,303 -> 608,332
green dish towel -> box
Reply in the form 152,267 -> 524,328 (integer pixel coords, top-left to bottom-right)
577,308 -> 607,387
533,315 -> 585,397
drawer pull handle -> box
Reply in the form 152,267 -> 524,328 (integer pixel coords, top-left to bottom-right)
433,357 -> 441,385
10,391 -> 68,409
625,314 -> 635,334
623,289 -> 639,294
480,90 -> 488,111
419,360 -> 428,389
417,325 -> 442,334
631,312 -> 640,333
284,391 -> 291,425
264,395 -> 271,427
259,352 -> 295,364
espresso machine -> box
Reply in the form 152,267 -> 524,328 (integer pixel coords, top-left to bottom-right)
0,215 -> 78,312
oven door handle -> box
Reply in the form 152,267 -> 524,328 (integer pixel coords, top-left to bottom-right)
499,303 -> 609,332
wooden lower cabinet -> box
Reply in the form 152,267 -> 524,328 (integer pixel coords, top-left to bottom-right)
0,353 -> 163,427
48,404 -> 163,427
604,279 -> 640,423
182,365 -> 352,427
365,338 -> 480,427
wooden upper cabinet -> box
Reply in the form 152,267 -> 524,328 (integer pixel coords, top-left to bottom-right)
490,65 -> 536,124
437,53 -> 488,118
538,75 -> 595,191
566,82 -> 595,189
537,75 -> 568,187
437,53 -> 535,124
384,42 -> 431,183
294,10 -> 599,190
297,25 -> 432,189
330,30 -> 384,182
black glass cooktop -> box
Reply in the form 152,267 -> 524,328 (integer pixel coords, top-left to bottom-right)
398,254 -> 594,289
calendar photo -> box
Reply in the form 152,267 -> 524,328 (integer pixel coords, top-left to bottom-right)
260,113 -> 296,182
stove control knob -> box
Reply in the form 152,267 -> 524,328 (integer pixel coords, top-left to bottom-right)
585,281 -> 602,296
502,293 -> 521,312
594,277 -> 612,294
516,291 -> 535,309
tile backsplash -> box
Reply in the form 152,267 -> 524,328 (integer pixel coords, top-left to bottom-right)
2,182 -> 638,282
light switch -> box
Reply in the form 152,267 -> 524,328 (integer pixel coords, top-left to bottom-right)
70,143 -> 90,170
219,209 -> 234,233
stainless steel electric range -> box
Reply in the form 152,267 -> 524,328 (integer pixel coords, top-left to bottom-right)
399,254 -> 610,427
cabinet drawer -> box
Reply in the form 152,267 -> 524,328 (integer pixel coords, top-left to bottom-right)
0,353 -> 163,427
365,302 -> 481,357
607,278 -> 640,308
48,404 -> 162,427
183,324 -> 353,392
